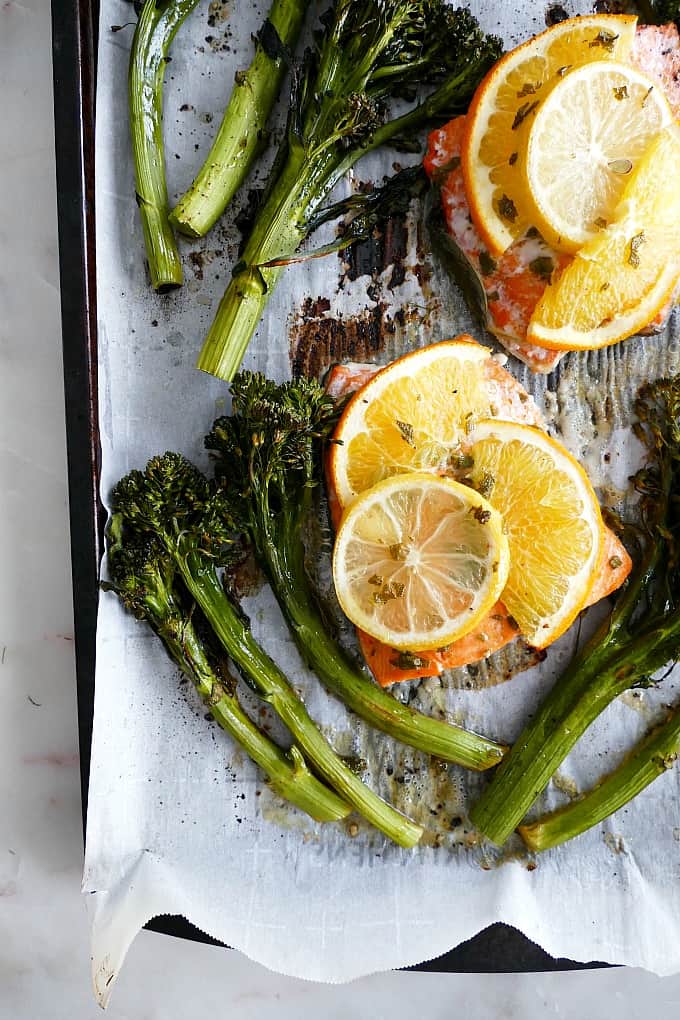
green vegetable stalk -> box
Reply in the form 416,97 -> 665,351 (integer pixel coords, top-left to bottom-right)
111,452 -> 423,848
205,372 -> 508,770
519,703 -> 680,852
129,0 -> 200,290
104,519 -> 350,823
195,1 -> 502,380
470,376 -> 680,846
636,2 -> 680,27
171,0 -> 310,237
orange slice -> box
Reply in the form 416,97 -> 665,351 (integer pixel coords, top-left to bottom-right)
329,337 -> 505,510
468,420 -> 605,647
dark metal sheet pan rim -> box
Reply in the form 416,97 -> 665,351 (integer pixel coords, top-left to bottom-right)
50,0 -> 609,975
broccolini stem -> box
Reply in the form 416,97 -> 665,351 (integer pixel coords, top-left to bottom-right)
175,543 -> 424,847
129,0 -> 199,290
519,702 -> 680,852
196,146 -> 337,380
259,504 -> 508,770
170,0 -> 309,237
157,602 -> 349,822
470,613 -> 680,846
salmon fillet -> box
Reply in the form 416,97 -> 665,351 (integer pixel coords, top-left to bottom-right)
325,357 -> 632,686
423,24 -> 680,373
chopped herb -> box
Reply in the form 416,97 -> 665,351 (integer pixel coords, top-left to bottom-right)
373,581 -> 406,605
519,392 -> 528,403
600,281 -> 611,292
528,256 -> 554,281
487,290 -> 500,302
368,573 -> 384,586
396,420 -> 415,445
450,452 -> 474,471
613,85 -> 629,101
498,194 -> 518,223
512,100 -> 540,130
476,472 -> 495,499
471,505 -> 492,524
609,555 -> 623,569
517,81 -> 541,97
508,151 -> 518,166
608,158 -> 633,175
641,85 -> 654,108
525,226 -> 541,239
506,615 -> 520,632
390,651 -> 431,671
479,251 -> 498,276
594,216 -> 608,230
628,231 -> 646,268
589,29 -> 618,52
389,542 -> 409,561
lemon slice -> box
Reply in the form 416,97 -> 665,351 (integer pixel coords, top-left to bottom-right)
524,61 -> 672,253
462,14 -> 638,256
528,124 -> 680,350
468,420 -> 604,648
328,338 -> 493,508
332,473 -> 510,651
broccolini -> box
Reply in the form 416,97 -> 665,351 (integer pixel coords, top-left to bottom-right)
110,452 -> 423,847
128,0 -> 201,290
205,372 -> 508,770
196,1 -> 502,380
171,0 -> 311,237
471,376 -> 680,846
104,518 -> 351,823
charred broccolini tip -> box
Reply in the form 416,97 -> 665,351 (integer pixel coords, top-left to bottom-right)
103,515 -> 350,823
110,452 -> 423,847
196,1 -> 503,381
205,372 -> 508,771
471,374 -> 680,847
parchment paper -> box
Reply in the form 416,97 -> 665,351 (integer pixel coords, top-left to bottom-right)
84,0 -> 680,1004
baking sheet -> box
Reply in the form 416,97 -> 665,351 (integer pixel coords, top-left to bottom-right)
84,0 -> 680,1004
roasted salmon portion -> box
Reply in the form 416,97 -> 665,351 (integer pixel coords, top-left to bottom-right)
423,24 -> 680,374
325,359 -> 632,687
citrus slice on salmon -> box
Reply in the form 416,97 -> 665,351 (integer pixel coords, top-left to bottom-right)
528,124 -> 680,350
461,14 -> 638,256
467,420 -> 605,648
325,358 -> 631,685
328,337 -> 544,509
332,473 -> 510,651
423,23 -> 680,370
523,61 -> 672,253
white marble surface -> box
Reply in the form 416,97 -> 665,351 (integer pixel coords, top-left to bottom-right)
2,0 -> 680,1015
